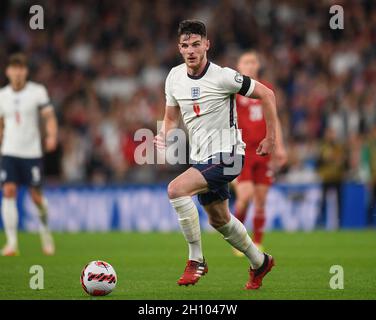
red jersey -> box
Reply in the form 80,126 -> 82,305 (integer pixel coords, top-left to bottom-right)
236,81 -> 274,148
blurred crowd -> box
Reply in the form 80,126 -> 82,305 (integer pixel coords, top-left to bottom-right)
0,0 -> 376,198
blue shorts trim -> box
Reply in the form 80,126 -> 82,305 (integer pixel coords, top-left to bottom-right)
0,156 -> 43,187
192,152 -> 244,206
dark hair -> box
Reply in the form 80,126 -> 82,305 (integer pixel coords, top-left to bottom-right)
7,53 -> 28,67
178,20 -> 207,38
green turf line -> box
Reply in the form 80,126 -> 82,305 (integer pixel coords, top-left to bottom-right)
0,231 -> 375,300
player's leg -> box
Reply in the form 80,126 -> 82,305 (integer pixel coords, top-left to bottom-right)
168,167 -> 209,285
204,198 -> 274,289
233,180 -> 254,223
1,182 -> 19,256
168,167 -> 208,263
23,157 -> 55,255
29,187 -> 55,255
1,156 -> 20,256
252,158 -> 273,249
205,199 -> 264,268
232,180 -> 253,256
233,153 -> 254,224
252,184 -> 269,249
232,151 -> 256,256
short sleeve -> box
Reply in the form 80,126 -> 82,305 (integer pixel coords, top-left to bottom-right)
38,85 -> 52,109
220,67 -> 255,97
165,70 -> 178,107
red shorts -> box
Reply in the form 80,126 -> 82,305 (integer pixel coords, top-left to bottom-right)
237,147 -> 274,185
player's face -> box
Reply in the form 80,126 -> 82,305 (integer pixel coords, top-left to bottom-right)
6,64 -> 28,87
178,34 -> 210,70
237,53 -> 260,78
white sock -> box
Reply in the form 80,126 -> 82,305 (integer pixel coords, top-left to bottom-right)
170,196 -> 203,263
216,214 -> 264,269
1,198 -> 18,249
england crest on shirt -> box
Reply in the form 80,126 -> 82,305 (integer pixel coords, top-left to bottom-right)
191,87 -> 200,100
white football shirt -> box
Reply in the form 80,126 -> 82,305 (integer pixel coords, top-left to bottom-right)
0,81 -> 52,158
165,61 -> 255,162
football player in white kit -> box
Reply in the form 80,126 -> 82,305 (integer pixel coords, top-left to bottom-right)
154,21 -> 279,289
0,53 -> 57,256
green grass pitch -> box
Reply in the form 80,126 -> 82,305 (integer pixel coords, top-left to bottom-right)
0,230 -> 375,300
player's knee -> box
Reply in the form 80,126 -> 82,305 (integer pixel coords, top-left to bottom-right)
167,181 -> 185,199
3,184 -> 17,198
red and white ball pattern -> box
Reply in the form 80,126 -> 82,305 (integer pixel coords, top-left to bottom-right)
80,261 -> 117,296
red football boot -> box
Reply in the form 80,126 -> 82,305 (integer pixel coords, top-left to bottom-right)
245,253 -> 275,290
177,259 -> 208,286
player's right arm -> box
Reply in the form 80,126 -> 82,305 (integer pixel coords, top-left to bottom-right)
154,69 -> 180,149
154,105 -> 181,149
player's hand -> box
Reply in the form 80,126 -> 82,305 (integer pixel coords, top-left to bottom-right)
256,137 -> 275,156
153,132 -> 166,150
273,147 -> 288,168
45,135 -> 57,152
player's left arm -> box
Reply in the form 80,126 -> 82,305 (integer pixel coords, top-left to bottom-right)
241,79 -> 286,164
248,81 -> 278,156
40,106 -> 58,152
0,117 -> 3,147
272,118 -> 288,167
221,68 -> 278,156
38,85 -> 58,152
0,98 -> 3,147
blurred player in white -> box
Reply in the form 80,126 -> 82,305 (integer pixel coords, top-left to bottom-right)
154,21 -> 278,289
0,53 -> 57,256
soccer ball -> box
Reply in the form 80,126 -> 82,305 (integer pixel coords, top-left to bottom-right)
80,260 -> 117,296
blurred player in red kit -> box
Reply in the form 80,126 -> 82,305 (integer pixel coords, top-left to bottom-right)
233,51 -> 287,255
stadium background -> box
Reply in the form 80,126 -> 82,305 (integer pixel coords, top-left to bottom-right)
0,0 -> 375,232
